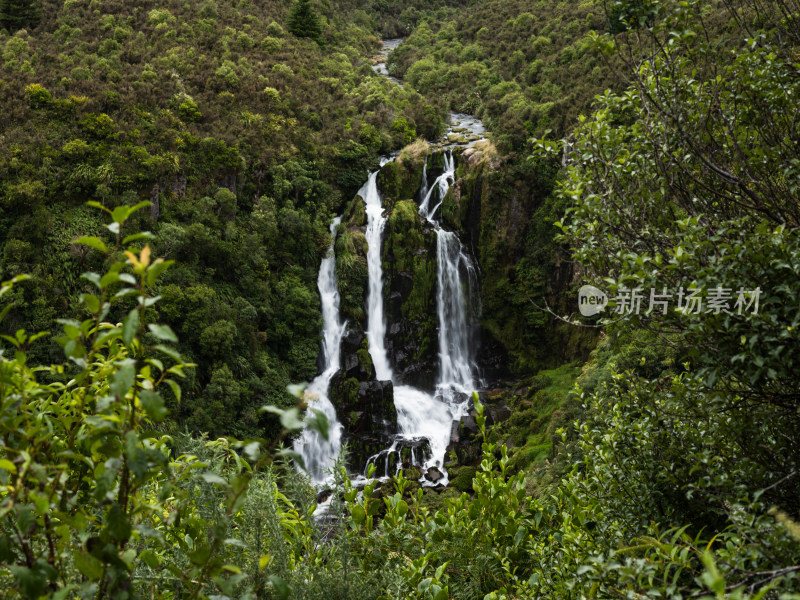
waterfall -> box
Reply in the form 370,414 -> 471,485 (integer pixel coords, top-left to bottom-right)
358,149 -> 478,483
437,231 -> 476,391
419,155 -> 429,203
293,217 -> 346,483
419,149 -> 477,393
360,171 -> 393,381
419,150 -> 456,222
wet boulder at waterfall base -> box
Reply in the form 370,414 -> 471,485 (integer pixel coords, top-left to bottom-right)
425,467 -> 445,484
329,373 -> 396,434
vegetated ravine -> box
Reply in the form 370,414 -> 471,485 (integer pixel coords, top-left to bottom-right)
294,39 -> 486,487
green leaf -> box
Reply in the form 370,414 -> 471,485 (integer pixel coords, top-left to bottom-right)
122,231 -> 154,245
147,323 -> 178,342
146,259 -> 174,287
139,550 -> 161,569
268,575 -> 291,600
155,344 -> 183,362
105,503 -> 132,542
286,382 -> 307,398
86,200 -> 112,215
74,236 -> 108,254
262,406 -> 304,430
350,504 -> 366,525
201,472 -> 227,486
165,379 -> 182,405
111,205 -> 132,224
74,551 -> 104,580
81,293 -> 100,314
111,361 -> 135,398
10,564 -> 48,599
305,409 -> 330,441
141,390 -> 168,421
122,309 -> 139,346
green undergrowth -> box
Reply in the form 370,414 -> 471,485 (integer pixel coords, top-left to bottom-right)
487,362 -> 582,477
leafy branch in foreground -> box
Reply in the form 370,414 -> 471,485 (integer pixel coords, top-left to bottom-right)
0,202 -> 300,599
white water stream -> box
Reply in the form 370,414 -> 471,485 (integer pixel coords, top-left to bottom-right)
293,218 -> 346,483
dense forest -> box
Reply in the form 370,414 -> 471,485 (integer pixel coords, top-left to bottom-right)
1,0 -> 800,598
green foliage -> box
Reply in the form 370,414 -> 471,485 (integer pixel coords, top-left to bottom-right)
177,97 -> 202,122
0,202 -> 344,599
0,0 -> 445,442
389,0 -> 620,149
550,0 -> 800,414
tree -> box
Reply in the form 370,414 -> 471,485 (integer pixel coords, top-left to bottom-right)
0,0 -> 40,32
286,0 -> 322,41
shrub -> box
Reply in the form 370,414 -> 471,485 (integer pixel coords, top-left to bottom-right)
177,96 -> 202,121
24,82 -> 50,105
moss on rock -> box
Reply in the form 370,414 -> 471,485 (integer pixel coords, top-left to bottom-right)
450,466 -> 477,492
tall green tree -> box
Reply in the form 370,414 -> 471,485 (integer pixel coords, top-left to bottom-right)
286,0 -> 322,41
0,0 -> 40,32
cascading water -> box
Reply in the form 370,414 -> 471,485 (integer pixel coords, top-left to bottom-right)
360,162 -> 464,482
358,148 -> 480,484
420,149 -> 480,439
419,150 -> 456,222
293,217 -> 346,483
360,171 -> 393,381
437,230 -> 477,391
298,36 -> 487,489
419,156 -> 429,203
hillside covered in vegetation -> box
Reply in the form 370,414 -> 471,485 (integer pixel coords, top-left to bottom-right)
1,0 -> 800,598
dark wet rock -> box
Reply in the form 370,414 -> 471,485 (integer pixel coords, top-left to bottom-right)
459,415 -> 479,438
475,329 -> 511,389
365,448 -> 400,479
425,467 -> 444,483
397,437 -> 432,468
435,388 -> 469,406
329,373 -> 398,473
329,374 -> 396,433
486,403 -> 511,427
341,326 -> 365,355
376,158 -> 441,391
316,488 -> 333,504
449,420 -> 461,445
446,414 -> 483,467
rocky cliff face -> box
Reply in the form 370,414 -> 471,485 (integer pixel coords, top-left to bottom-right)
376,154 -> 441,391
325,140 -> 595,478
441,142 -> 598,376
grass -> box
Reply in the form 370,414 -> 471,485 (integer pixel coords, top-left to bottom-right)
397,138 -> 430,163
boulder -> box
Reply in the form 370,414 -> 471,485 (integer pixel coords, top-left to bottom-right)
425,467 -> 444,483
458,414 -> 479,438
486,403 -> 511,427
340,326 -> 365,358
